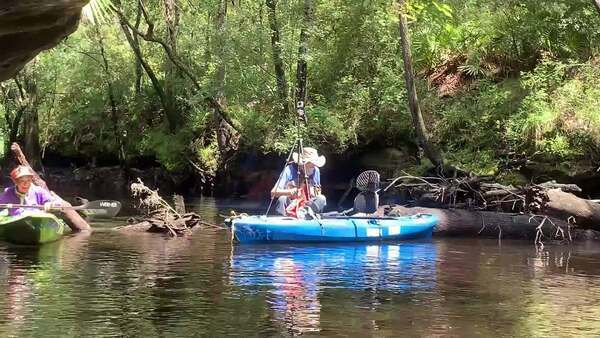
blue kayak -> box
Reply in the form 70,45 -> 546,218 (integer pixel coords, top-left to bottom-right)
231,214 -> 437,244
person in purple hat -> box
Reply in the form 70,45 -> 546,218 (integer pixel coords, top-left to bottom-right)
0,165 -> 62,216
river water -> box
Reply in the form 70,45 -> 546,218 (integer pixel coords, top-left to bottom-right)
1,197 -> 600,337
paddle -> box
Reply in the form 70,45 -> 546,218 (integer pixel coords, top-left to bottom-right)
0,200 -> 122,218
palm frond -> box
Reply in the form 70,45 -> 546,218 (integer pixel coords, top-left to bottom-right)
81,0 -> 115,25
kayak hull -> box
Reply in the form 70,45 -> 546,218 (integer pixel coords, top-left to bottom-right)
0,212 -> 66,245
231,214 -> 437,244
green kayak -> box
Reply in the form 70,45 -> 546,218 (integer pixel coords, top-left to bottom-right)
0,212 -> 67,245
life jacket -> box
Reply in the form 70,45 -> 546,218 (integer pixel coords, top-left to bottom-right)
285,183 -> 310,218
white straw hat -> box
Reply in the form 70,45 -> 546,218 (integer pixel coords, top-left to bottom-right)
292,147 -> 326,167
10,165 -> 34,180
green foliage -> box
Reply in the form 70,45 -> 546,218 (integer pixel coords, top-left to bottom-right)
446,148 -> 500,175
506,58 -> 600,163
304,104 -> 359,153
140,128 -> 190,171
81,0 -> 115,25
0,133 -> 4,159
6,0 -> 599,181
192,136 -> 220,177
422,78 -> 522,157
495,171 -> 529,187
539,134 -> 579,159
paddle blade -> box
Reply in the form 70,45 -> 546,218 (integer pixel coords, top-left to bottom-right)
81,200 -> 122,218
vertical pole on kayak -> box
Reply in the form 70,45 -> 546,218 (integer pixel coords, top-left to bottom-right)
264,139 -> 298,216
10,143 -> 91,232
295,100 -> 312,199
264,100 -> 310,216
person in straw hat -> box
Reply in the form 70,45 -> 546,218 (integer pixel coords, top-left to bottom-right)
271,147 -> 327,216
0,165 -> 64,216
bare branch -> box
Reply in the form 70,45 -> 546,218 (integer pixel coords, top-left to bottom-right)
115,5 -> 239,131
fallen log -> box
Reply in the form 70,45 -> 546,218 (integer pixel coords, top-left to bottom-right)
386,173 -> 600,233
543,189 -> 600,228
386,205 -> 598,241
538,181 -> 582,193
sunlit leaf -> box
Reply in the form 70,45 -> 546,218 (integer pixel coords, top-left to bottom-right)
81,0 -> 115,25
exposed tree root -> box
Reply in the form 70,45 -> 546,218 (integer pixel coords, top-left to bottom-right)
384,172 -> 600,245
117,178 -> 226,237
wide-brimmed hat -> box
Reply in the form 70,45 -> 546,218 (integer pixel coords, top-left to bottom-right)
292,147 -> 326,167
10,165 -> 34,180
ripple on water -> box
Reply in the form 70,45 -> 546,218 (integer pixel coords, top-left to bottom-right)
2,212 -> 600,336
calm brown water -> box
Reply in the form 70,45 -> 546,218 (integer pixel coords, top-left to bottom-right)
1,197 -> 600,337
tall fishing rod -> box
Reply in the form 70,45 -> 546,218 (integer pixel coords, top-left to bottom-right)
298,101 -> 313,200
264,100 -> 310,216
264,141 -> 297,216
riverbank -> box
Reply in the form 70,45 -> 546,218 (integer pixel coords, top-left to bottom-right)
12,142 -> 600,203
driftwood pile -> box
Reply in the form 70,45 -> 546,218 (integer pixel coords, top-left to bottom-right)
124,210 -> 214,236
384,175 -> 582,212
118,178 -> 224,237
382,174 -> 600,244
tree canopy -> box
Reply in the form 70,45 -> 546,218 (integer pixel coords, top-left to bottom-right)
0,0 -> 598,186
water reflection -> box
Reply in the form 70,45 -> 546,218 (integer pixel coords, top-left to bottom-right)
1,203 -> 600,337
230,243 -> 437,334
0,232 -> 91,336
271,257 -> 321,335
4,266 -> 29,324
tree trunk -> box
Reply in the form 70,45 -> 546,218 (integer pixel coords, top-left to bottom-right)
594,0 -> 600,16
16,67 -> 42,170
294,0 -> 313,119
163,0 -> 180,128
266,0 -> 290,118
133,5 -> 143,95
96,25 -> 126,166
397,0 -> 443,167
119,16 -> 174,132
117,5 -> 238,133
388,187 -> 600,239
7,104 -> 25,151
214,0 -> 227,104
211,0 -> 240,170
164,0 -> 180,59
202,11 -> 212,79
23,106 -> 41,170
